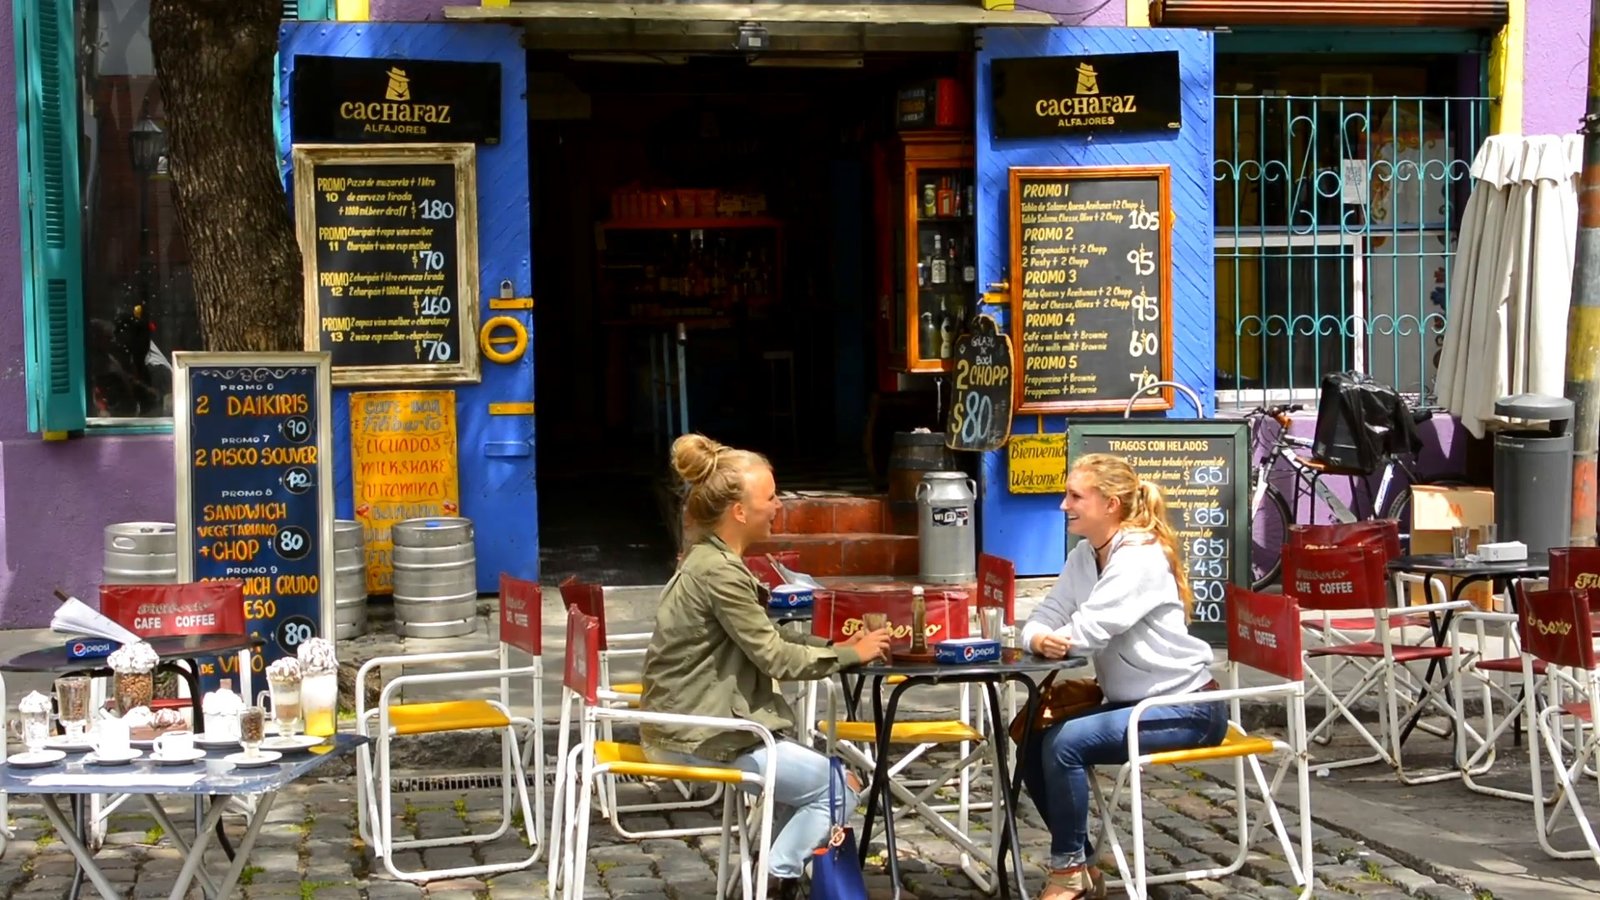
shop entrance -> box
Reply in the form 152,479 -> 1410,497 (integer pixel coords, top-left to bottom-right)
529,52 -> 966,583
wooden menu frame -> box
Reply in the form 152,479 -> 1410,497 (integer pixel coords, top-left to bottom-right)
293,142 -> 481,386
1008,165 -> 1174,415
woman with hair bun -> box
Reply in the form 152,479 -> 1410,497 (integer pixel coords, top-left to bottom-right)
1019,453 -> 1225,899
640,434 -> 892,898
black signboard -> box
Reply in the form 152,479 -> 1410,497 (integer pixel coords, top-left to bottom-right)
1067,420 -> 1250,644
291,55 -> 501,145
294,144 -> 481,386
1009,166 -> 1173,414
174,352 -> 335,684
991,51 -> 1180,140
946,315 -> 1016,452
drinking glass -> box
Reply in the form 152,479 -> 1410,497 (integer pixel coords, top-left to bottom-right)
862,612 -> 890,664
18,708 -> 50,753
1476,523 -> 1498,548
266,676 -> 303,739
239,706 -> 267,759
980,608 -> 1004,642
55,676 -> 90,740
1451,526 -> 1472,560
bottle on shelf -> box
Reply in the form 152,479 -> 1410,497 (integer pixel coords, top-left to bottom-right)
920,312 -> 940,359
930,234 -> 947,285
923,183 -> 937,218
939,310 -> 956,360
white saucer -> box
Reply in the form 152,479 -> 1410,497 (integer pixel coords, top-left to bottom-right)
45,735 -> 95,753
84,749 -> 142,766
192,733 -> 239,750
149,748 -> 207,766
261,735 -> 323,754
8,749 -> 66,768
223,750 -> 281,768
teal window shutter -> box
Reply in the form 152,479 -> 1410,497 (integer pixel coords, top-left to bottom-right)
15,0 -> 85,436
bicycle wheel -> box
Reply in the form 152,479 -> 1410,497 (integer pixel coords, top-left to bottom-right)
1250,483 -> 1293,590
1381,478 -> 1470,556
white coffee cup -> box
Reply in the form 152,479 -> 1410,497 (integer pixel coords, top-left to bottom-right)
93,717 -> 131,757
153,730 -> 194,757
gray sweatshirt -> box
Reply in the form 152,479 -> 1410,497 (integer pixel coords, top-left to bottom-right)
1020,530 -> 1214,704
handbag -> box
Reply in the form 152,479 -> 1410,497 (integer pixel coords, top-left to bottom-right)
808,757 -> 868,900
1007,670 -> 1104,744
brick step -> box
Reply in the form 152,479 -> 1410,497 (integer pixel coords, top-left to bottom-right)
776,494 -> 918,537
748,533 -> 918,578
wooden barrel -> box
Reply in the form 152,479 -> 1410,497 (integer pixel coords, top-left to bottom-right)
888,432 -> 955,534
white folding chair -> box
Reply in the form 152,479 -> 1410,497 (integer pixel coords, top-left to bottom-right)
559,575 -> 724,834
1094,586 -> 1313,899
548,607 -> 776,900
1286,542 -> 1470,783
355,573 -> 543,882
1520,586 -> 1600,869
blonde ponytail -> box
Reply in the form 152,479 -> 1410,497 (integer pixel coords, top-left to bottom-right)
1070,454 -> 1194,620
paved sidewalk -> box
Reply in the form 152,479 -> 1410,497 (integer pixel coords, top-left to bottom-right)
0,755 -> 1485,899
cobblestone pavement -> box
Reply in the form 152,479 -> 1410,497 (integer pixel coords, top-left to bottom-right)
0,750 -> 1489,900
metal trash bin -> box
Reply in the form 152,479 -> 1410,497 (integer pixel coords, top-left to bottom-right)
1493,394 -> 1574,556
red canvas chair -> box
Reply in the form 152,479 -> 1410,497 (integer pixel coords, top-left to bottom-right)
1093,586 -> 1312,898
1519,587 -> 1600,868
99,581 -> 255,711
354,574 -> 542,881
546,607 -> 777,900
1284,542 -> 1471,783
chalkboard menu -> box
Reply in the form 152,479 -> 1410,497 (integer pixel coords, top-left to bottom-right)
1067,420 -> 1249,643
946,315 -> 1016,452
293,143 -> 481,386
174,352 -> 335,682
1009,166 -> 1173,414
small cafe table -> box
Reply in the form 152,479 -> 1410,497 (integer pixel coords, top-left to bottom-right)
846,650 -> 1087,900
0,733 -> 365,900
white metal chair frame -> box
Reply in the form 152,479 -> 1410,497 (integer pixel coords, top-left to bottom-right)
354,642 -> 542,882
1094,587 -> 1313,899
1520,590 -> 1600,868
548,607 -> 776,900
1292,547 -> 1471,784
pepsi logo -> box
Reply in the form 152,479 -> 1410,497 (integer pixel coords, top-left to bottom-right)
963,645 -> 978,661
71,641 -> 87,654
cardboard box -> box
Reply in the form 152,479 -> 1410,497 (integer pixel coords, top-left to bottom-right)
1408,485 -> 1495,609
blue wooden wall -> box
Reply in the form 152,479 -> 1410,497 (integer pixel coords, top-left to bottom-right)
277,22 -> 536,592
975,27 -> 1215,576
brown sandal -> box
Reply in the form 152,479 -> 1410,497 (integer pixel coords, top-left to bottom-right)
1040,866 -> 1097,900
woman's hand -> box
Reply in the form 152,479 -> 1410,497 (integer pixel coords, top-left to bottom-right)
1031,631 -> 1072,659
845,627 -> 893,663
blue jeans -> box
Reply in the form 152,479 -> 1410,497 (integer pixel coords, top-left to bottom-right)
646,740 -> 854,879
1019,697 -> 1230,869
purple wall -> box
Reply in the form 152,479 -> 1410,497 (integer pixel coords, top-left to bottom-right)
365,0 -> 1125,24
1525,0 -> 1590,135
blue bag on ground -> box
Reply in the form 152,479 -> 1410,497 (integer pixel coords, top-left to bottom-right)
808,757 -> 867,900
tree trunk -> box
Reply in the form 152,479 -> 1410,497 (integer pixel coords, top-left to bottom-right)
149,0 -> 302,352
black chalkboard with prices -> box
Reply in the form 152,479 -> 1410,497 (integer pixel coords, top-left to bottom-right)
293,143 -> 481,386
1066,419 -> 1250,644
1008,166 -> 1173,414
945,315 -> 1016,452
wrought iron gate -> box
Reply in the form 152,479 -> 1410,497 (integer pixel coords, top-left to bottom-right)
1214,94 -> 1492,407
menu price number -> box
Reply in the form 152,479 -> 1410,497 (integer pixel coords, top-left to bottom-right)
413,250 -> 447,272
1187,506 -> 1228,527
1129,204 -> 1160,231
416,199 -> 455,221
1188,537 -> 1228,559
1191,466 -> 1230,486
1127,244 -> 1155,277
412,338 -> 455,362
276,526 -> 312,561
414,296 -> 453,316
282,466 -> 313,494
1190,580 -> 1227,623
276,615 -> 318,654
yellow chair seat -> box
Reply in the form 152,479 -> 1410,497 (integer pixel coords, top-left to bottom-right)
821,720 -> 984,744
1147,727 -> 1278,766
612,682 -> 643,695
386,700 -> 510,736
594,741 -> 748,785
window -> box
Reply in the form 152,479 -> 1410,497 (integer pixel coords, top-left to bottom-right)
1213,56 -> 1486,408
18,0 -> 319,435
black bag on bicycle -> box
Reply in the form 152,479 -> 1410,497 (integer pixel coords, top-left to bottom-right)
1312,371 -> 1422,476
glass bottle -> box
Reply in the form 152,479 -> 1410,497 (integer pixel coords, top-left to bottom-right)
920,312 -> 940,360
930,234 -> 947,285
910,586 -> 929,654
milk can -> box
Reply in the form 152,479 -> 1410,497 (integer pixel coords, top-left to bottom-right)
917,472 -> 976,585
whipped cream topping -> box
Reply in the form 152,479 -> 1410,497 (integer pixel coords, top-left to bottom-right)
121,706 -> 153,728
297,637 -> 338,675
202,688 -> 245,716
107,640 -> 159,674
18,691 -> 50,714
267,657 -> 303,682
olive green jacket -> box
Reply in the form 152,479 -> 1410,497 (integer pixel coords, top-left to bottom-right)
640,535 -> 862,761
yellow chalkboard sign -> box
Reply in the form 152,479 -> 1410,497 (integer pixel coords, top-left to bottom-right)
1007,433 -> 1067,494
349,390 -> 461,593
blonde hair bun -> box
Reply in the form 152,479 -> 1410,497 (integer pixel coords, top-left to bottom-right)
671,434 -> 724,486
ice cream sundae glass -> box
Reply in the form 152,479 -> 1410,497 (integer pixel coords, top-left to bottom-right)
107,640 -> 159,715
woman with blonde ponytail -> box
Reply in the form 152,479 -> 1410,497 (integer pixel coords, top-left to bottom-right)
1018,453 -> 1224,899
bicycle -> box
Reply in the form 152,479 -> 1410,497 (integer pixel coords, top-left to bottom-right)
1245,399 -> 1463,589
